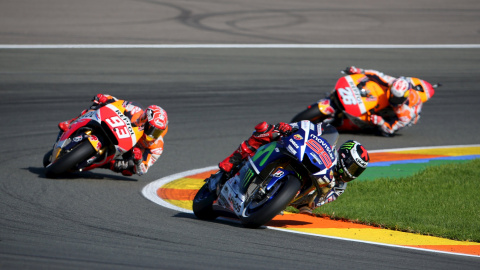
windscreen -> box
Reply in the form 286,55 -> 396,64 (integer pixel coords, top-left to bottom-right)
317,123 -> 339,148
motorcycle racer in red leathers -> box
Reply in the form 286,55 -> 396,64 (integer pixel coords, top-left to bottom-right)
213,121 -> 369,214
58,94 -> 168,176
343,66 -> 424,136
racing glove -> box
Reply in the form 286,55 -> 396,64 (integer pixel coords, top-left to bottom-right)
344,66 -> 364,75
92,94 -> 109,105
132,147 -> 142,162
370,114 -> 385,126
369,114 -> 395,137
275,122 -> 292,136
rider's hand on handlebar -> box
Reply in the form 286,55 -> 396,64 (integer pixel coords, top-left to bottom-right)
92,94 -> 108,105
275,122 -> 292,136
132,147 -> 142,162
370,115 -> 385,126
343,66 -> 363,75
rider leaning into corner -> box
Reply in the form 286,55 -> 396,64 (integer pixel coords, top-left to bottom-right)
342,66 -> 425,137
211,121 -> 370,215
57,94 -> 168,176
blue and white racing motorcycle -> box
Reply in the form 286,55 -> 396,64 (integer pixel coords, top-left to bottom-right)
193,120 -> 339,228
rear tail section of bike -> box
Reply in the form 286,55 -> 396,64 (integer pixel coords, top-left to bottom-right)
291,100 -> 334,124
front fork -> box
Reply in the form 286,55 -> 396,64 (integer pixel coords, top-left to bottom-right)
51,130 -> 104,164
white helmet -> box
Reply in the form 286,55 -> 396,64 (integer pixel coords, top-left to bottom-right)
389,78 -> 410,105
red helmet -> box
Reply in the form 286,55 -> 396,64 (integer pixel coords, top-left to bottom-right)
142,105 -> 168,141
389,78 -> 411,105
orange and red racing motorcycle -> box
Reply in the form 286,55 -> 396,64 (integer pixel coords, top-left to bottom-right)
291,72 -> 440,134
43,100 -> 143,178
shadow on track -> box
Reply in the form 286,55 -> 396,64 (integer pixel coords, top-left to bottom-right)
26,167 -> 138,181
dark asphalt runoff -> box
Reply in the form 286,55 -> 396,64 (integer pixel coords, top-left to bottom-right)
1,1 -> 479,269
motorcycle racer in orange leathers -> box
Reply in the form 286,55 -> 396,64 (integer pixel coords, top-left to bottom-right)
343,66 -> 426,136
58,94 -> 168,176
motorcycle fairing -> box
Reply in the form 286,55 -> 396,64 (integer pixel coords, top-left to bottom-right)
242,120 -> 335,196
49,100 -> 143,172
103,103 -> 140,153
411,78 -> 435,102
335,74 -> 389,117
335,75 -> 368,117
216,166 -> 248,215
240,121 -> 310,188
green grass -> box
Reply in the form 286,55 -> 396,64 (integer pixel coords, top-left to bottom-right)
298,159 -> 480,242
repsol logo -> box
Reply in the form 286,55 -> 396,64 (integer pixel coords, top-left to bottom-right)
115,109 -> 134,136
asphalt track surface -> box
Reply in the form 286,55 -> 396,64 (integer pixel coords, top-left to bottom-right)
1,0 -> 480,269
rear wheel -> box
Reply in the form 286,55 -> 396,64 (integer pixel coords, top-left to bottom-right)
45,141 -> 95,178
240,175 -> 301,228
291,103 -> 327,123
192,183 -> 219,220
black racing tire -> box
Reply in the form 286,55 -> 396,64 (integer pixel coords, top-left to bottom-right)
240,175 -> 301,229
43,149 -> 53,168
291,104 -> 327,124
192,183 -> 219,220
45,141 -> 95,178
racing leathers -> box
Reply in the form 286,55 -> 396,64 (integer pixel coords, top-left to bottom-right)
58,94 -> 168,176
345,66 -> 423,136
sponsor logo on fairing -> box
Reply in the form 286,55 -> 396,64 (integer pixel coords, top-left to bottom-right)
308,134 -> 335,160
287,145 -> 297,155
228,194 -> 241,213
293,134 -> 303,140
272,169 -> 284,178
289,139 -> 299,149
115,109 -> 134,137
346,77 -> 363,105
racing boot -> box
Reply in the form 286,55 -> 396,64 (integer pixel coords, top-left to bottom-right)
219,151 -> 243,173
293,192 -> 317,216
298,205 -> 313,215
206,170 -> 228,195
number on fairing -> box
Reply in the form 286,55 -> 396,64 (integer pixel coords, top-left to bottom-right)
106,116 -> 130,139
338,87 -> 357,105
306,139 -> 333,167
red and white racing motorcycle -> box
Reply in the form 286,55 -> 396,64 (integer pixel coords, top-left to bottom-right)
292,73 -> 439,133
43,100 -> 144,178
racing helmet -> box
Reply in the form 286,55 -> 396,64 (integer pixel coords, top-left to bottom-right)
142,105 -> 168,141
389,78 -> 411,105
335,140 -> 369,182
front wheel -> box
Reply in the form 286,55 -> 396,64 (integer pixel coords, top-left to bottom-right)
43,149 -> 53,168
240,175 -> 301,228
45,141 -> 95,178
291,103 -> 328,123
192,183 -> 219,220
